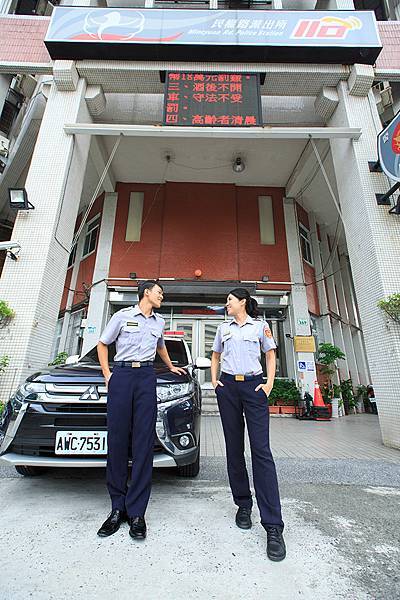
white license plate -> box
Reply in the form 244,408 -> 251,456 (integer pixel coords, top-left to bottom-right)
55,431 -> 107,455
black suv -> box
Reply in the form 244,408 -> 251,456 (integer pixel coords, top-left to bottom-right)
0,335 -> 208,478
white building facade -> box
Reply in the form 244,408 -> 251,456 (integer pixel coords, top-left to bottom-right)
0,0 -> 399,448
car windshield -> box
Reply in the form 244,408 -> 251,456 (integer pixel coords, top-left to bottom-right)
79,339 -> 189,366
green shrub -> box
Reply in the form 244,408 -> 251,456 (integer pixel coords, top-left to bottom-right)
340,378 -> 357,411
269,379 -> 301,406
356,385 -> 368,401
0,300 -> 15,321
317,343 -> 345,401
377,293 -> 400,324
48,352 -> 68,366
0,355 -> 9,374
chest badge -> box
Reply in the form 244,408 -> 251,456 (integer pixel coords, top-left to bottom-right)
126,321 -> 139,327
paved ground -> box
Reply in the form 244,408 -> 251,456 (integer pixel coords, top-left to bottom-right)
1,414 -> 399,600
203,413 -> 400,462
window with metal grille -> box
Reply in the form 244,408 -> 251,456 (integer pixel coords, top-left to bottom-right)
0,101 -> 19,137
67,243 -> 77,269
299,224 -> 313,265
82,215 -> 100,259
0,88 -> 24,137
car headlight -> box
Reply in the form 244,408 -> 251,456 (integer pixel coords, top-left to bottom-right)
157,382 -> 194,402
10,382 -> 46,410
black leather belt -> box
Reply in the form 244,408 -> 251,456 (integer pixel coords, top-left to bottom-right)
221,372 -> 263,382
113,361 -> 154,368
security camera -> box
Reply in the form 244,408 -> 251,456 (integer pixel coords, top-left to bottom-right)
0,241 -> 21,252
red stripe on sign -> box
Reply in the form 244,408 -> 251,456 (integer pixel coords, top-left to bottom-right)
70,32 -> 183,42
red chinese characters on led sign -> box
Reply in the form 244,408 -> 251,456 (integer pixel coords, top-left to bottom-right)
163,72 -> 261,127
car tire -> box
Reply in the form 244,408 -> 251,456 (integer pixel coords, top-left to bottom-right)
176,448 -> 200,478
15,465 -> 46,477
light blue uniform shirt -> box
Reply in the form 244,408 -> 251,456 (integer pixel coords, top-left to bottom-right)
99,305 -> 165,362
212,316 -> 277,376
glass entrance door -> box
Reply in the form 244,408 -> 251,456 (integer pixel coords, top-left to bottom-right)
173,318 -> 224,385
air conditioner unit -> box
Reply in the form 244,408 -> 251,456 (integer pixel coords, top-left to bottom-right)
20,75 -> 37,99
374,81 -> 393,109
10,75 -> 23,92
380,84 -> 393,109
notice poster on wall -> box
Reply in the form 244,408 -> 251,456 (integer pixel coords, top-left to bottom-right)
163,72 -> 262,127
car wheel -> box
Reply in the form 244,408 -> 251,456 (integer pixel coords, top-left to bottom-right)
15,465 -> 46,477
176,449 -> 200,478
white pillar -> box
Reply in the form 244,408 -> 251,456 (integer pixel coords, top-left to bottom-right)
339,253 -> 370,384
331,248 -> 359,385
329,81 -> 400,448
81,192 -> 118,356
308,212 -> 335,345
319,228 -> 349,379
0,77 -> 91,401
283,198 -> 316,396
58,230 -> 86,354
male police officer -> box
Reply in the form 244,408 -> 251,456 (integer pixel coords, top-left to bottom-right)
97,280 -> 184,540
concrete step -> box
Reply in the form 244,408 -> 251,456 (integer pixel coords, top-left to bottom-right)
201,390 -> 219,415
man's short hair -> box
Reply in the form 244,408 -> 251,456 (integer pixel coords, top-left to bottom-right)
138,280 -> 163,301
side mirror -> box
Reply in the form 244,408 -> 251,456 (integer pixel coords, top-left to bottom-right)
195,357 -> 211,370
65,355 -> 79,365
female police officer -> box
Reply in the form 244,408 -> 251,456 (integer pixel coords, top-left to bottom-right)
211,288 -> 286,561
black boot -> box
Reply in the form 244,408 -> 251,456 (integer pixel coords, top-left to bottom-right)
265,527 -> 286,562
235,507 -> 252,529
97,509 -> 126,537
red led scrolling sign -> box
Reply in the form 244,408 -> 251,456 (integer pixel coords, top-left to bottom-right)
163,72 -> 262,127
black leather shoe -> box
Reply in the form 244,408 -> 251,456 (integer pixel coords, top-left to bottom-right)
97,509 -> 126,537
129,516 -> 147,539
266,527 -> 286,562
235,507 -> 252,529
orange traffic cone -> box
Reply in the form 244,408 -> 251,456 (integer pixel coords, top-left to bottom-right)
313,379 -> 325,407
313,379 -> 331,420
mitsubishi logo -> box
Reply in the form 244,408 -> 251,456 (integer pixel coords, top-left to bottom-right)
79,386 -> 100,401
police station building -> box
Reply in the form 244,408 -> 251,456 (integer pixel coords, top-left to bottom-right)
0,1 -> 400,449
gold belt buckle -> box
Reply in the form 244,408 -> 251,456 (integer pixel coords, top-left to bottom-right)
235,374 -> 245,382
131,362 -> 141,368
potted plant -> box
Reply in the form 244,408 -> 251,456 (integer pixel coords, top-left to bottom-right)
317,343 -> 345,418
340,379 -> 357,415
355,384 -> 368,413
269,379 -> 301,416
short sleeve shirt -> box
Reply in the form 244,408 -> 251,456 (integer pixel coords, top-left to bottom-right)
99,305 -> 165,362
212,316 -> 276,376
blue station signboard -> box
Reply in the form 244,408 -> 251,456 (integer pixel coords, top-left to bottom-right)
45,8 -> 382,64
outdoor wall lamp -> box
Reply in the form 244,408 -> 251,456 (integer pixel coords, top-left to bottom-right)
8,188 -> 35,211
261,275 -> 269,282
232,157 -> 245,173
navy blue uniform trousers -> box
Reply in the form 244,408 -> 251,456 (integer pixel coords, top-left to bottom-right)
106,365 -> 157,517
216,373 -> 284,529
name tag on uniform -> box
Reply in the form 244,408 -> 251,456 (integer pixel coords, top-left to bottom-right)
126,321 -> 139,327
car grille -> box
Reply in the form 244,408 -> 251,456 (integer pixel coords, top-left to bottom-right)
8,404 -> 164,458
43,403 -> 107,414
